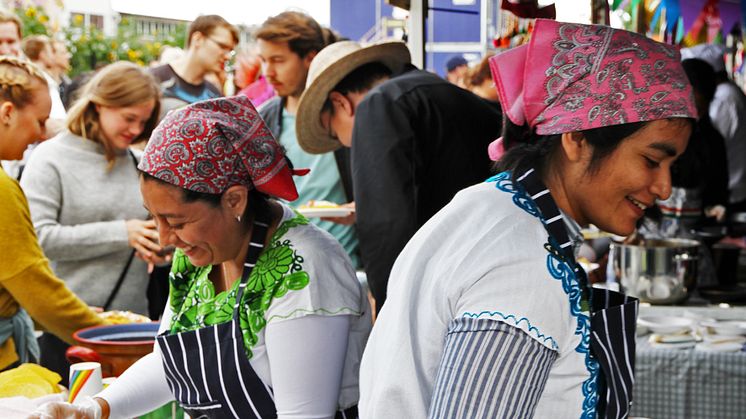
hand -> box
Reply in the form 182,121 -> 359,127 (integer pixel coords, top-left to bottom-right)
320,202 -> 356,225
705,205 -> 727,223
126,219 -> 172,264
29,396 -> 103,419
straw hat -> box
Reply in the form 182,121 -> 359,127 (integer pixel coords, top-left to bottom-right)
296,40 -> 411,154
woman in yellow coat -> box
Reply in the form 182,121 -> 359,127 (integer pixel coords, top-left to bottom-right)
0,56 -> 104,371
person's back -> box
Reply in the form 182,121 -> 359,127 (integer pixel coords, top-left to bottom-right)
710,80 -> 746,209
352,66 -> 503,306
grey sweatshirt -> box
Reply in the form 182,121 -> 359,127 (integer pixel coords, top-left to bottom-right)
20,131 -> 150,314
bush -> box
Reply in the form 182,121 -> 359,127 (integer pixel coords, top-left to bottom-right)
14,6 -> 187,76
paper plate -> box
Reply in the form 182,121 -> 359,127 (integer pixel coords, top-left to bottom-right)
638,316 -> 694,335
701,320 -> 746,337
297,207 -> 354,218
695,341 -> 745,353
649,339 -> 696,350
579,261 -> 600,273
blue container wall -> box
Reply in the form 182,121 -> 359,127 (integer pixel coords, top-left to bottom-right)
330,0 -> 485,76
330,0 -> 396,41
430,0 -> 481,43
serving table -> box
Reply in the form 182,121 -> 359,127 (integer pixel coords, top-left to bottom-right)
630,304 -> 746,419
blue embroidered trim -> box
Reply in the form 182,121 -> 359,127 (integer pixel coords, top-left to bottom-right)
462,310 -> 559,350
488,172 -> 599,419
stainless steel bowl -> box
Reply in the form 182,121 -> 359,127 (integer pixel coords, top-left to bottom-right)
611,238 -> 700,304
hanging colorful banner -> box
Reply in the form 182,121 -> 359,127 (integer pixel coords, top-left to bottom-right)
681,0 -> 721,47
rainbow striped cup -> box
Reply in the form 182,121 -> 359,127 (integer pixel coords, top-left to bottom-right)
68,362 -> 103,404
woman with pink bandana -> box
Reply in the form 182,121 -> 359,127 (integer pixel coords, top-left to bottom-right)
360,20 -> 697,418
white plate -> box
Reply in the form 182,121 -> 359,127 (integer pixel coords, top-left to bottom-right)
638,316 -> 694,335
649,339 -> 696,350
696,341 -> 745,353
701,320 -> 746,337
703,334 -> 746,345
579,261 -> 600,273
297,207 -> 354,218
649,333 -> 696,344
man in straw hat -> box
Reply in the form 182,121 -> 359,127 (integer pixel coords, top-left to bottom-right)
296,41 -> 502,312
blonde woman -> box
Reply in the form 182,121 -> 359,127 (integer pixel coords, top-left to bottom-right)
21,61 -> 167,378
0,56 -> 105,371
21,61 -> 167,314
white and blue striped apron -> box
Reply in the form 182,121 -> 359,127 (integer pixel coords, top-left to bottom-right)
156,215 -> 358,419
517,168 -> 639,419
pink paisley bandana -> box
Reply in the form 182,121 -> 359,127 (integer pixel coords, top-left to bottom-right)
489,19 -> 697,135
139,95 -> 304,201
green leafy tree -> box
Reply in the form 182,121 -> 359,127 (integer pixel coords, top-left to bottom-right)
65,15 -> 187,76
15,6 -> 50,36
12,5 -> 188,76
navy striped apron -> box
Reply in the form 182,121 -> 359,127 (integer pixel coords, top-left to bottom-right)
517,168 -> 638,419
156,215 -> 359,419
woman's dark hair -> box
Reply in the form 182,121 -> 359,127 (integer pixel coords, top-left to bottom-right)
140,172 -> 271,226
494,115 -> 651,180
681,58 -> 717,103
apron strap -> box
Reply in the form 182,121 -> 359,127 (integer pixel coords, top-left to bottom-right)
233,212 -> 272,316
514,168 -> 591,303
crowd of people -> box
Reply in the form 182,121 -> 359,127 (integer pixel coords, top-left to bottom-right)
0,5 -> 742,419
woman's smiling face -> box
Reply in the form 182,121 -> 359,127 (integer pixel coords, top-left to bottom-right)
561,119 -> 691,236
140,177 -> 243,267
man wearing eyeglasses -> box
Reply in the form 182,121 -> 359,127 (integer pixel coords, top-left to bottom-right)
150,14 -> 238,120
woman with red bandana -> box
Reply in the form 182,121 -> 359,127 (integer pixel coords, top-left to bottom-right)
360,20 -> 697,418
33,95 -> 369,419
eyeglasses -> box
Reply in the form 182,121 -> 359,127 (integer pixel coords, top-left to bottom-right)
207,37 -> 236,56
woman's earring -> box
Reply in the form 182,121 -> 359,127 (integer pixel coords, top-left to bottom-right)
236,215 -> 241,223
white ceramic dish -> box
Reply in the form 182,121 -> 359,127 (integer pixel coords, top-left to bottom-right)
579,261 -> 600,273
702,334 -> 746,345
649,333 -> 696,344
649,339 -> 696,350
637,316 -> 694,335
297,207 -> 354,218
701,320 -> 746,337
695,341 -> 745,353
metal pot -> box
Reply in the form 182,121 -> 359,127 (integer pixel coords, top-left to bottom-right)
611,238 -> 700,304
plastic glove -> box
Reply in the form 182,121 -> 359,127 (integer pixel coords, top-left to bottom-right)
28,396 -> 102,419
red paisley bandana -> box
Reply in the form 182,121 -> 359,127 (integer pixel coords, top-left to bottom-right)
489,19 -> 698,135
139,95 -> 302,201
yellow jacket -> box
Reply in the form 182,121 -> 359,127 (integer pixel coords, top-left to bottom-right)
0,167 -> 104,369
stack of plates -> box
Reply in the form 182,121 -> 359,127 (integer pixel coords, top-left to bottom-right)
701,320 -> 746,336
638,316 -> 694,334
638,316 -> 696,349
697,320 -> 746,352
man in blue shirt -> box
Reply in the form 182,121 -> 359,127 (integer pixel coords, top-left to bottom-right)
255,11 -> 359,267
150,15 -> 238,120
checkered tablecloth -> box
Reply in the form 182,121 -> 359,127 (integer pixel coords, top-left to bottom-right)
630,305 -> 746,419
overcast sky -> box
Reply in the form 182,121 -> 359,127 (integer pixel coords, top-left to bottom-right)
110,0 -> 330,26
